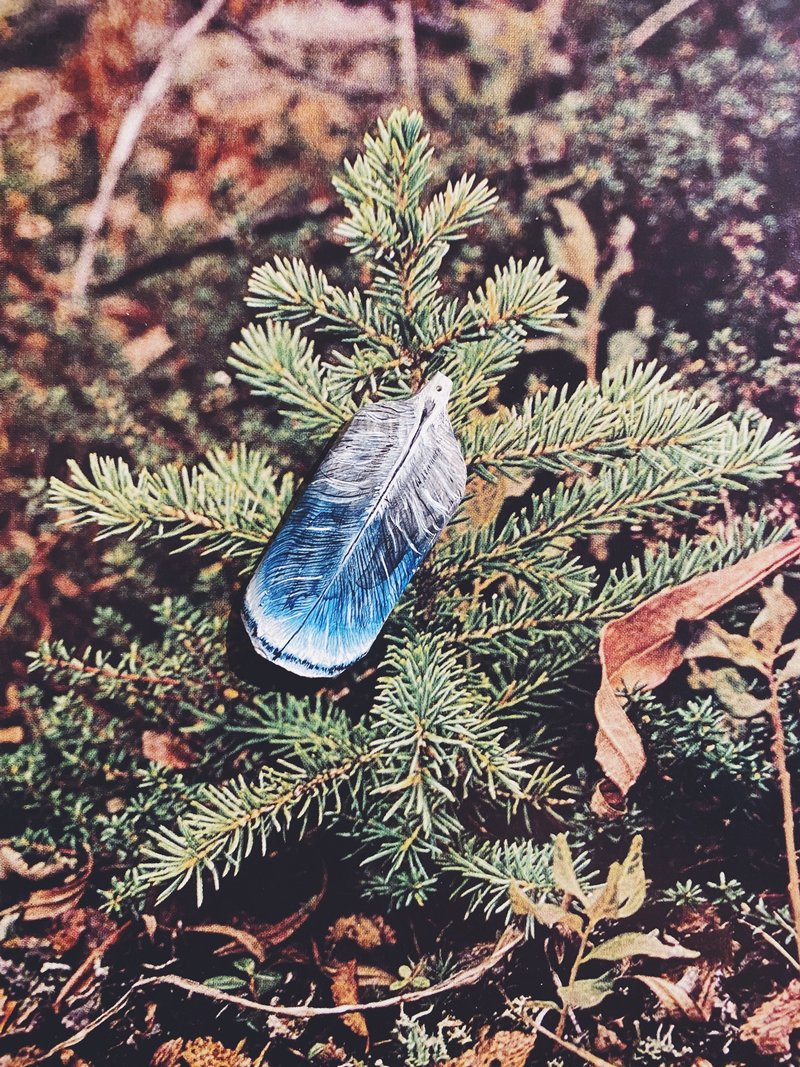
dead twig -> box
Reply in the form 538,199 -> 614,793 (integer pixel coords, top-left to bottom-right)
0,533 -> 59,634
223,18 -> 388,101
54,921 -> 132,1010
31,928 -> 524,1063
623,0 -> 700,51
70,0 -> 228,303
91,198 -> 335,296
766,670 -> 800,960
395,0 -> 421,108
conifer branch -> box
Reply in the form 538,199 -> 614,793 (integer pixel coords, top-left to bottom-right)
230,321 -> 356,440
48,446 -> 293,562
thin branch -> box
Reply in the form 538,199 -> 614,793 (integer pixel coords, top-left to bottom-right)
767,671 -> 800,961
71,0 -> 228,302
395,0 -> 421,108
223,18 -> 388,101
32,929 -> 524,1063
623,0 -> 700,51
0,533 -> 58,633
31,927 -> 616,1066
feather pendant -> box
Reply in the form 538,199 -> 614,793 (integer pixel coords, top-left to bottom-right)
242,373 -> 466,677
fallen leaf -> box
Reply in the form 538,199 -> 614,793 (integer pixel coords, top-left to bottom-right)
151,1035 -> 253,1067
635,970 -> 714,1022
594,537 -> 800,801
122,325 -> 174,376
142,729 -> 194,769
0,844 -> 66,884
9,851 -> 93,922
740,979 -> 800,1056
0,993 -> 16,1036
325,913 -> 396,953
544,198 -> 598,289
751,576 -> 797,658
440,1029 -> 537,1067
242,866 -> 327,949
185,923 -> 267,964
0,726 -> 23,745
329,958 -> 367,1040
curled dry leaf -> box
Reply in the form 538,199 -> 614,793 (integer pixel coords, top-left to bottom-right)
635,974 -> 708,1022
184,923 -> 267,964
636,964 -> 718,1023
740,979 -> 800,1056
329,958 -> 368,1040
593,536 -> 800,803
0,842 -> 72,888
18,852 -> 93,922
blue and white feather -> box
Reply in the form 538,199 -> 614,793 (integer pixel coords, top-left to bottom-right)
242,372 -> 466,677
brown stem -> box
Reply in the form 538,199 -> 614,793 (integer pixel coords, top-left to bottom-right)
623,0 -> 700,51
70,0 -> 228,302
767,670 -> 800,961
555,920 -> 593,1039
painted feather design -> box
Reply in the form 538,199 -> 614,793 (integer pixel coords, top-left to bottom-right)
242,372 -> 466,677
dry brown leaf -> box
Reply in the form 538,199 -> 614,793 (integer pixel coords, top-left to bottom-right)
329,958 -> 368,1040
740,979 -> 800,1055
440,1028 -> 537,1067
751,575 -> 797,658
0,994 -> 17,1036
185,923 -> 267,964
635,974 -> 710,1022
151,1036 -> 252,1067
593,537 -> 800,802
0,726 -> 23,746
325,913 -> 397,953
122,326 -> 174,376
0,844 -> 66,884
141,729 -> 194,769
11,852 -> 93,922
544,198 -> 599,289
241,866 -> 327,950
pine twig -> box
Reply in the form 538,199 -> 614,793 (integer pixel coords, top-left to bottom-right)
70,0 -> 228,302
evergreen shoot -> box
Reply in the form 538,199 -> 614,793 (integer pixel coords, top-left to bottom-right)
39,109 -> 796,914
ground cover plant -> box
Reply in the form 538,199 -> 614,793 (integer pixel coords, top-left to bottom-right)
3,3 -> 800,1065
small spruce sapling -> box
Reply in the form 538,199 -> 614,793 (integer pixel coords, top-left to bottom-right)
39,109 -> 796,913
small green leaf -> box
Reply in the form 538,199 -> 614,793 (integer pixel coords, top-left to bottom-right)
530,900 -> 585,935
203,974 -> 248,992
552,834 -> 587,904
584,931 -> 699,963
254,970 -> 283,997
587,861 -> 622,923
509,880 -> 584,933
615,835 -> 646,919
558,974 -> 615,1009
